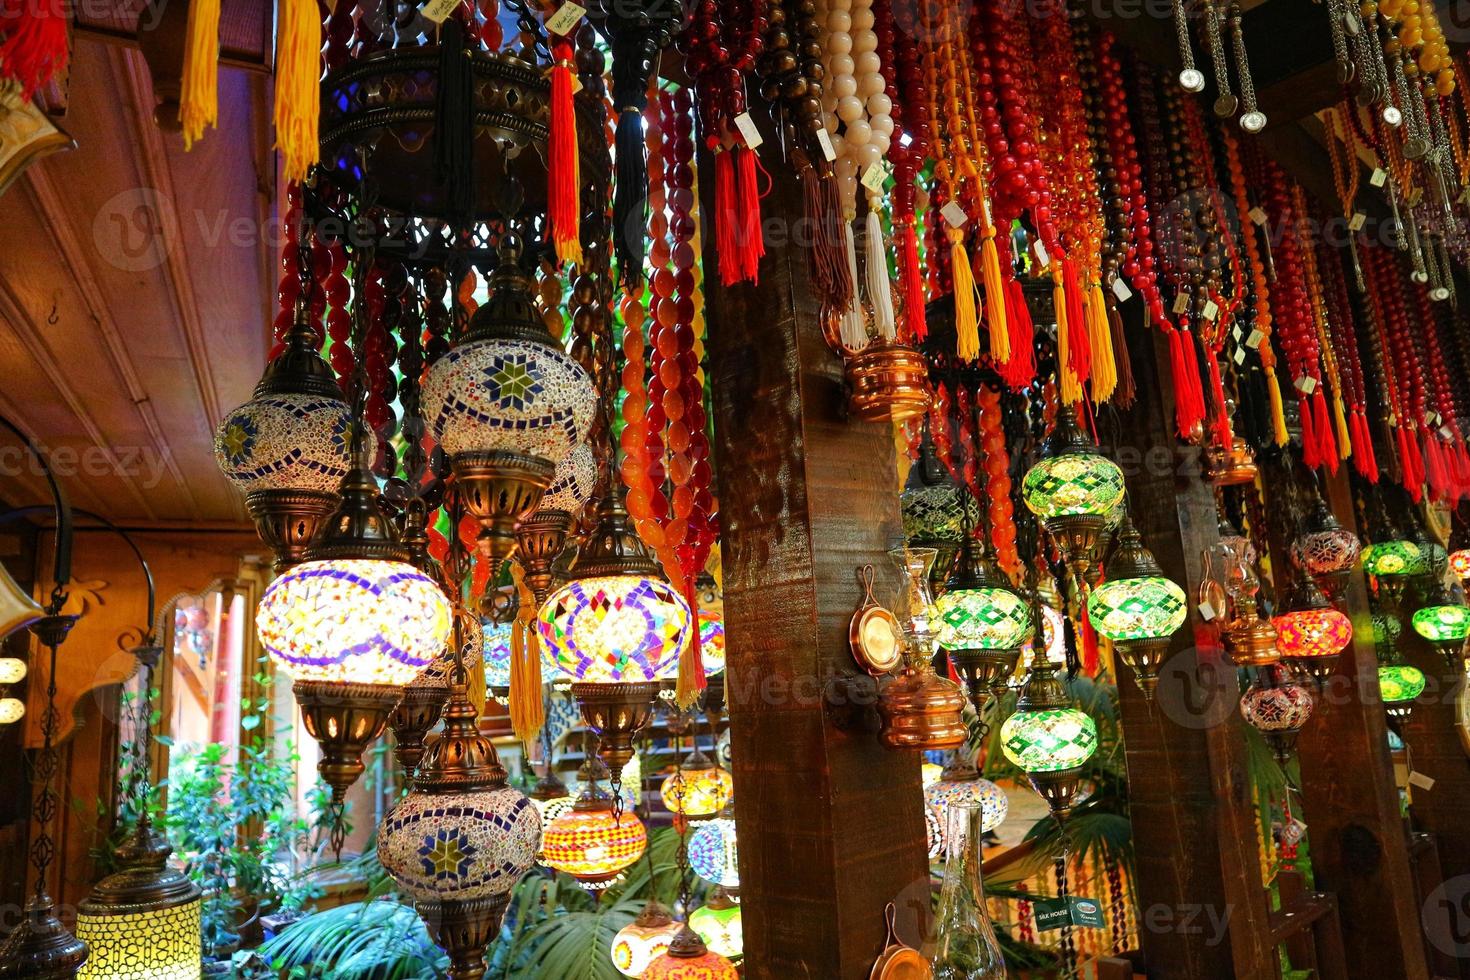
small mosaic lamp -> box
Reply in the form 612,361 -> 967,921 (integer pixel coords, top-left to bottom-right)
516,442 -> 598,605
642,926 -> 739,980
659,750 -> 734,819
999,642 -> 1098,819
1362,539 -> 1426,607
923,757 -> 1009,860
1087,518 -> 1187,700
1238,664 -> 1316,763
900,426 -> 966,587
542,779 -> 648,889
611,900 -> 682,978
1411,598 -> 1470,669
689,890 -> 742,960
1272,575 -> 1353,684
1379,663 -> 1426,724
687,807 -> 740,890
935,530 -> 1031,714
1289,496 -> 1361,603
1021,406 -> 1126,586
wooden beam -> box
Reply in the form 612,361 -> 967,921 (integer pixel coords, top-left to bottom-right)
701,123 -> 930,977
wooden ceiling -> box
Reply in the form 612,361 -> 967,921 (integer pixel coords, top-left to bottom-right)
0,35 -> 275,529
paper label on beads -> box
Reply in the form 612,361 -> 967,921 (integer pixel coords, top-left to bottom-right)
1295,375 -> 1318,395
1409,771 -> 1435,791
1172,293 -> 1190,315
733,112 -> 763,151
420,0 -> 460,24
1233,347 -> 1247,366
1202,299 -> 1219,321
1248,206 -> 1268,226
816,129 -> 837,162
1441,425 -> 1456,440
1245,329 -> 1264,349
1111,277 -> 1133,302
940,201 -> 968,228
1348,212 -> 1367,232
1370,168 -> 1388,187
545,1 -> 586,35
861,161 -> 892,194
1033,239 -> 1050,269
1197,599 -> 1218,622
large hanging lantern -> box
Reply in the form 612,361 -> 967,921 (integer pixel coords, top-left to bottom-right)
1379,663 -> 1426,723
643,926 -> 739,980
1238,665 -> 1316,763
214,317 -> 351,573
1021,406 -> 1125,587
1362,539 -> 1427,606
1289,497 -> 1361,603
900,427 -> 966,585
611,900 -> 682,978
689,893 -> 742,960
543,795 -> 649,888
877,547 -> 968,750
256,462 -> 452,805
659,751 -> 734,819
687,809 -> 739,889
923,759 -> 1008,861
421,236 -> 597,579
999,644 -> 1098,818
516,442 -> 598,605
1410,600 -> 1470,669
935,532 -> 1031,714
1271,575 -> 1352,683
1087,519 -> 1187,699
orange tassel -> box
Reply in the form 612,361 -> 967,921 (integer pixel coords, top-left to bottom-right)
548,38 -> 582,268
674,578 -> 705,708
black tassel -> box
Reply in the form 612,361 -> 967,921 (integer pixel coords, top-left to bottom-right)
435,18 -> 475,229
613,106 -> 648,284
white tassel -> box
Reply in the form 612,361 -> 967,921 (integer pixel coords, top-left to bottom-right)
840,220 -> 868,349
865,204 -> 896,340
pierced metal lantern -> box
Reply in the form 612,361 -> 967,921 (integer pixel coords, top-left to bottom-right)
1022,406 -> 1125,587
1238,665 -> 1315,763
1289,498 -> 1361,603
1087,519 -> 1187,700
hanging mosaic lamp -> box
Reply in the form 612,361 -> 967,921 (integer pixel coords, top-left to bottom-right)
1272,574 -> 1352,684
642,926 -> 739,980
1362,539 -> 1427,606
516,442 -> 598,605
256,458 -> 452,806
923,757 -> 1008,860
421,235 -> 597,580
377,665 -> 541,979
687,805 -> 740,890
1021,406 -> 1125,587
1379,663 -> 1426,723
689,890 -> 742,960
999,643 -> 1099,818
1410,595 -> 1470,669
387,503 -> 456,775
1087,518 -> 1188,699
214,313 -> 351,573
1447,521 -> 1470,585
659,749 -> 734,819
612,900 -> 682,978
539,490 -> 693,787
696,608 -> 727,677
900,425 -> 965,587
1288,496 -> 1361,604
1238,664 -> 1316,763
542,779 -> 649,888
877,547 -> 968,751
935,531 -> 1031,714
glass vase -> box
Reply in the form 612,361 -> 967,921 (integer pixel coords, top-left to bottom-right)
931,800 -> 1006,980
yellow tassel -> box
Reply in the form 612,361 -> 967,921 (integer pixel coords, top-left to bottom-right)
980,233 -> 1008,363
1266,372 -> 1289,446
1333,390 -> 1351,460
179,0 -> 221,148
1054,274 -> 1081,404
1086,281 -> 1117,402
509,564 -> 546,745
950,230 -> 981,361
466,623 -> 487,719
274,0 -> 321,181
894,421 -> 912,491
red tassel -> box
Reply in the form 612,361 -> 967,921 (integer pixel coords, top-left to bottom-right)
1205,355 -> 1233,452
0,0 -> 68,98
1080,603 -> 1099,676
1311,389 -> 1337,474
1002,278 -> 1035,389
898,222 -> 927,341
735,145 -> 765,284
714,148 -> 739,286
1350,411 -> 1377,480
1165,329 -> 1192,437
547,38 -> 581,268
1300,395 -> 1321,469
1177,328 -> 1207,435
1424,435 -> 1446,501
1063,260 -> 1091,386
945,653 -> 961,685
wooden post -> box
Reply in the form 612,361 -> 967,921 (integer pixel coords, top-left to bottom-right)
700,141 -> 931,976
1108,310 -> 1278,978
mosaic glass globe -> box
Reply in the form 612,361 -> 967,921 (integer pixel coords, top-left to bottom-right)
924,777 -> 1008,859
377,786 -> 541,902
76,898 -> 202,980
921,762 -> 943,787
422,336 -> 598,464
0,657 -> 24,685
484,617 -> 560,689
0,697 -> 23,724
533,793 -> 576,837
1450,549 -> 1470,580
1273,607 -> 1353,661
1373,612 -> 1402,645
901,483 -> 965,545
1290,524 -> 1361,578
698,609 -> 727,677
1087,576 -> 1187,641
1000,708 -> 1099,773
543,807 -> 648,885
539,576 -> 694,682
659,764 -> 734,818
1411,604 -> 1470,643
256,558 -> 452,686
933,586 -> 1032,651
540,442 -> 599,514
612,905 -> 682,978
214,392 -> 351,494
1238,679 -> 1315,733
1379,664 -> 1427,704
1021,452 -> 1125,519
715,728 -> 731,769
689,903 -> 743,959
643,943 -> 739,980
1362,540 -> 1427,578
688,816 -> 740,888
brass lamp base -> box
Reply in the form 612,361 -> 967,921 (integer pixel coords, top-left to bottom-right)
1288,656 -> 1340,687
416,893 -> 511,980
877,662 -> 968,751
1025,766 -> 1087,819
948,648 -> 1020,713
0,895 -> 88,980
515,509 -> 573,605
1205,436 -> 1258,487
454,450 -> 555,580
844,340 -> 933,423
571,681 -> 659,785
389,683 -> 450,776
295,680 -> 403,803
245,488 -> 339,573
1264,730 -> 1301,765
1116,637 -> 1172,701
1313,567 -> 1352,606
1044,514 -> 1109,587
1222,616 -> 1282,668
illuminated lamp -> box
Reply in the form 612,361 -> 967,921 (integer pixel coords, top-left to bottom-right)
1021,406 -> 1125,587
542,780 -> 648,888
1362,539 -> 1426,607
687,808 -> 739,890
921,762 -> 943,787
1087,518 -> 1187,699
900,426 -> 966,587
935,531 -> 1031,714
923,758 -> 1008,860
1449,522 -> 1470,585
1238,664 -> 1316,763
876,547 -> 968,751
659,751 -> 733,819
1271,575 -> 1352,684
999,641 -> 1098,818
0,698 -> 23,725
516,442 -> 597,605
612,900 -> 682,978
1411,599 -> 1470,669
689,890 -> 742,960
1289,497 -> 1361,603
1379,664 -> 1426,723
642,926 -> 739,980
696,609 -> 726,677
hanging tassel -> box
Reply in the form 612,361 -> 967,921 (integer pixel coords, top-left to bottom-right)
1266,371 -> 1289,446
1312,389 -> 1338,474
675,579 -> 706,708
735,145 -> 765,283
1176,328 -> 1206,436
1107,302 -> 1135,408
0,0 -> 68,99
714,148 -> 740,286
1079,604 -> 1099,676
1351,410 -> 1378,480
179,0 -> 221,147
950,229 -> 981,361
1003,277 -> 1036,389
1062,261 -> 1091,387
1300,395 -> 1321,470
1423,435 -> 1446,500
840,220 -> 867,348
865,206 -> 897,340
1086,281 -> 1117,402
798,155 -> 852,312
1205,354 -> 1233,452
1056,285 -> 1082,405
547,37 -> 583,269
509,563 -> 546,744
980,233 -> 1009,363
273,0 -> 322,181
1331,390 -> 1351,462
1166,329 -> 1192,436
898,221 -> 927,340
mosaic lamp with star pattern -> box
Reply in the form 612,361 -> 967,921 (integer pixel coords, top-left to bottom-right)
1271,573 -> 1352,684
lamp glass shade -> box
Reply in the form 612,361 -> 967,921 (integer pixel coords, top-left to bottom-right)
214,393 -> 351,494
540,442 -> 599,514
542,809 -> 648,883
1272,607 -> 1353,660
659,766 -> 734,818
1021,453 -> 1125,518
484,618 -> 559,689
1450,549 -> 1470,580
934,587 -> 1032,651
924,777 -> 1007,859
75,895 -> 202,980
689,904 -> 743,960
1362,540 -> 1426,578
921,762 -> 943,787
257,558 -> 452,686
539,576 -> 693,682
422,337 -> 597,461
1291,527 -> 1361,576
377,787 -> 541,901
612,916 -> 682,978
1379,664 -> 1427,703
0,564 -> 41,640
999,708 -> 1098,773
1238,681 -> 1315,732
697,609 -> 726,677
1087,576 -> 1188,641
0,656 -> 26,685
643,947 -> 739,980
1411,604 -> 1470,643
0,697 -> 23,724
901,484 -> 965,544
687,817 -> 739,888
533,794 -> 576,837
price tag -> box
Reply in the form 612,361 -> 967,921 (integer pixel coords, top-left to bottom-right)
816,128 -> 837,162
1197,600 -> 1218,622
1033,239 -> 1050,269
1202,299 -> 1219,321
1246,328 -> 1264,349
1409,771 -> 1436,791
545,0 -> 585,34
1234,347 -> 1247,366
1441,425 -> 1456,440
733,112 -> 763,151
1032,897 -> 1105,931
860,161 -> 891,194
570,73 -> 583,94
420,0 -> 460,23
1111,277 -> 1133,302
1172,293 -> 1190,315
1295,375 -> 1318,395
1370,167 -> 1388,187
1071,898 -> 1106,929
1249,206 -> 1268,226
1348,212 -> 1366,232
1425,410 -> 1439,426
940,201 -> 968,228
1232,325 -> 1244,342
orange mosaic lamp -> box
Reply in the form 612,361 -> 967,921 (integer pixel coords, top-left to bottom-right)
642,925 -> 739,980
1272,575 -> 1352,684
542,783 -> 648,888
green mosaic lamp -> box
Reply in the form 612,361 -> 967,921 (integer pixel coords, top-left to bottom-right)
935,530 -> 1032,714
900,424 -> 966,588
1410,596 -> 1470,670
1022,406 -> 1125,587
1361,539 -> 1426,607
1378,663 -> 1426,724
999,640 -> 1099,819
1087,518 -> 1187,700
